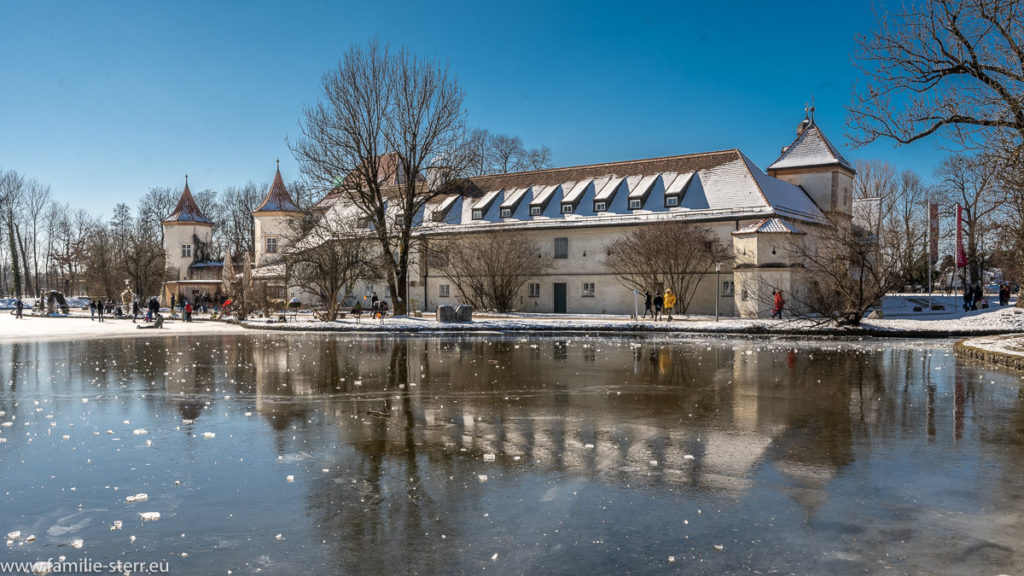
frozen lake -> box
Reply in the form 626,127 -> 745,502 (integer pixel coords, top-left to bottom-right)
1,334 -> 1022,575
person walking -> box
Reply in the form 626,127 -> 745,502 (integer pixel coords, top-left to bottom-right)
90,299 -> 96,321
653,292 -> 664,321
973,283 -> 984,309
663,288 -> 676,322
642,291 -> 653,319
132,300 -> 140,323
184,301 -> 193,322
171,293 -> 176,311
772,289 -> 785,320
963,285 -> 972,311
97,299 -> 104,323
15,298 -> 23,319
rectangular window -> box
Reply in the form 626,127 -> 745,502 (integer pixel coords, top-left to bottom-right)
582,282 -> 595,297
530,206 -> 542,216
554,237 -> 568,259
500,208 -> 511,218
181,244 -> 191,258
439,284 -> 450,298
629,199 -> 642,210
472,209 -> 483,220
594,201 -> 606,212
561,204 -> 573,214
665,196 -> 679,207
721,280 -> 735,297
528,283 -> 540,298
265,237 -> 278,254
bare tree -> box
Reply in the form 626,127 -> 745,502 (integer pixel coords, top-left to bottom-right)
934,153 -> 1004,284
292,39 -> 468,315
138,186 -> 179,240
220,182 -> 265,259
24,180 -> 51,295
850,0 -> 1024,149
604,222 -> 730,314
784,218 -> 906,325
489,134 -> 525,174
0,169 -> 25,297
431,229 -> 551,312
281,210 -> 373,321
118,218 -> 166,300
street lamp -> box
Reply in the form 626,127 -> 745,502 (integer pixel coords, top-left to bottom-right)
715,263 -> 721,322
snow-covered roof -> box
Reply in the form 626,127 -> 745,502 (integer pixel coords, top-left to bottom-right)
768,119 -> 854,172
500,187 -> 529,209
665,172 -> 693,195
733,217 -> 805,235
627,174 -> 658,200
473,189 -> 501,211
562,179 -> 591,204
530,183 -> 563,208
594,176 -> 625,202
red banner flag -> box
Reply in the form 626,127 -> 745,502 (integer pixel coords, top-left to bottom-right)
956,204 -> 968,268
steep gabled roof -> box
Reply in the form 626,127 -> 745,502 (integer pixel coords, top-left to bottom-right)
768,117 -> 854,172
164,180 -> 213,224
254,166 -> 301,214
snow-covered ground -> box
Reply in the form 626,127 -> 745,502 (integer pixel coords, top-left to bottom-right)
3,293 -> 1022,346
241,294 -> 1024,336
0,312 -> 245,344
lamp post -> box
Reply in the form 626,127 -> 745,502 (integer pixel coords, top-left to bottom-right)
715,263 -> 721,322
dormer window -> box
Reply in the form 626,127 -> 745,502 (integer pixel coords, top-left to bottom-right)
500,208 -> 511,218
594,201 -> 606,212
472,209 -> 483,220
561,204 -> 573,214
665,196 -> 680,207
629,199 -> 642,210
530,206 -> 541,216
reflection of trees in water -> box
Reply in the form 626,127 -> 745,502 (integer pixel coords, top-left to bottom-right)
306,340 -> 461,575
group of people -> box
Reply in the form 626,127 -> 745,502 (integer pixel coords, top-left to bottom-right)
962,284 -> 986,311
641,289 -> 677,321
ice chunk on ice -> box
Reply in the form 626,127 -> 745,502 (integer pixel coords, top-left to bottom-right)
70,538 -> 83,549
132,429 -> 147,435
138,512 -> 160,521
203,432 -> 215,439
110,521 -> 122,531
286,475 -> 294,483
31,560 -> 53,575
6,531 -> 20,540
483,453 -> 496,462
125,493 -> 148,503
477,475 -> 488,482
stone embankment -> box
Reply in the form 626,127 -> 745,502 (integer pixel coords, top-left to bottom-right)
954,335 -> 1024,372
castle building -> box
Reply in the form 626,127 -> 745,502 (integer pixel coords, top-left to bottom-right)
291,112 -> 856,318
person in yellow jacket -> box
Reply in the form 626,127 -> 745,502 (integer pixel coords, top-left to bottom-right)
663,288 -> 677,321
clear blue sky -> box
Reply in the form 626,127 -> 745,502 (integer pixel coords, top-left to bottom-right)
1,0 -> 945,218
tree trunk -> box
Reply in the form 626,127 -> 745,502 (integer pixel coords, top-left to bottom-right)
17,226 -> 33,296
8,220 -> 21,298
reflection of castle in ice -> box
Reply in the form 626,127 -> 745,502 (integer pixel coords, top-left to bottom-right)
236,336 -> 884,499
